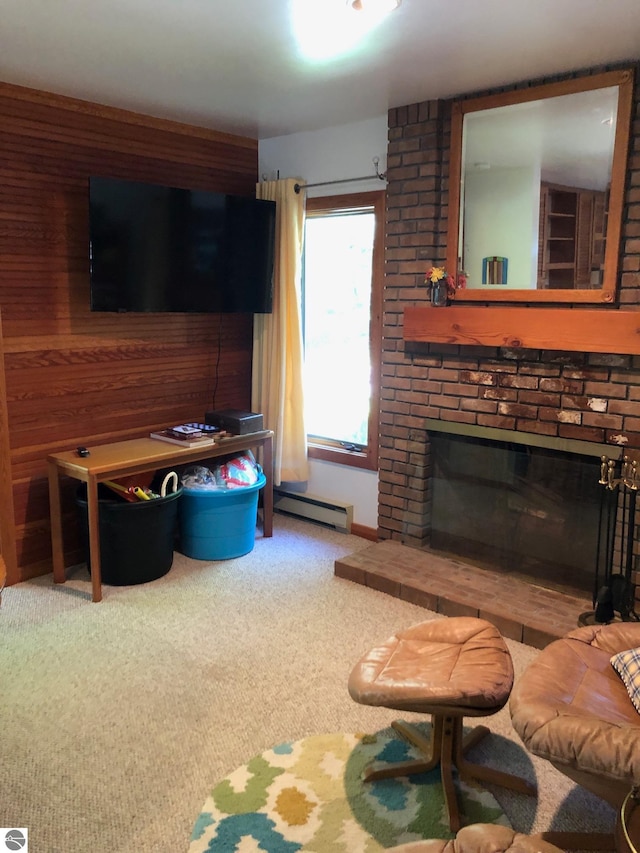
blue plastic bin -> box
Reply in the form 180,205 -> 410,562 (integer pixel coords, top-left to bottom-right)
179,472 -> 266,560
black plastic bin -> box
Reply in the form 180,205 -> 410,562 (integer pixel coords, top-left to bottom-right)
76,484 -> 182,586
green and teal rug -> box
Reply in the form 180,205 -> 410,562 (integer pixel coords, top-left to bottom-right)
189,728 -> 509,851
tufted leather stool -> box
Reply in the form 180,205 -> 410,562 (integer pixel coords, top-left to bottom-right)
348,617 -> 536,832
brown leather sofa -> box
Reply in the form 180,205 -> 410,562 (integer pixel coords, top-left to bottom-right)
510,622 -> 640,849
387,824 -> 562,852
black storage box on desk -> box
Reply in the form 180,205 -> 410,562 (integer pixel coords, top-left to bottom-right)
75,482 -> 182,586
205,410 -> 263,435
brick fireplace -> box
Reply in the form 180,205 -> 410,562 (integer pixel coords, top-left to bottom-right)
377,63 -> 640,601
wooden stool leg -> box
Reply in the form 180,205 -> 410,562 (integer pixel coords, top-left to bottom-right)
454,719 -> 537,797
439,715 -> 462,833
392,718 -> 441,763
362,716 -> 442,782
461,724 -> 490,753
361,713 -> 535,833
362,715 -> 463,833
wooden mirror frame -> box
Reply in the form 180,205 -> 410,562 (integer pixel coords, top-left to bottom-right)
447,68 -> 635,304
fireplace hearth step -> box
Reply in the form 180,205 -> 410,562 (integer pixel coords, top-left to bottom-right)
334,540 -> 591,650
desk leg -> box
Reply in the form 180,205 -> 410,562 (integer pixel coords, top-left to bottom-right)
48,460 -> 67,584
263,435 -> 273,538
86,476 -> 103,603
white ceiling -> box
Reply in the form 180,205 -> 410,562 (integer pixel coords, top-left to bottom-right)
1,0 -> 639,141
464,86 -> 620,190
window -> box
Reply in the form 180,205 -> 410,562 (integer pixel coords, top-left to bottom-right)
302,190 -> 384,470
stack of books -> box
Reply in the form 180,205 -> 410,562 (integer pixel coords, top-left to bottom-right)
149,423 -> 224,448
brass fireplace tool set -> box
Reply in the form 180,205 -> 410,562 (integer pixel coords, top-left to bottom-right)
587,453 -> 640,623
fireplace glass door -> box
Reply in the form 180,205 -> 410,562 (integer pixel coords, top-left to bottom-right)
429,432 -> 602,596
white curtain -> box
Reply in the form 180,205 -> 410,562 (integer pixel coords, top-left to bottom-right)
252,178 -> 309,486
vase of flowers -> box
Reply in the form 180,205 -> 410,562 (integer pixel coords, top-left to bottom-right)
425,266 -> 467,306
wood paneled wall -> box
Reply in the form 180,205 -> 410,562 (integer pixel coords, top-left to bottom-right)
0,311 -> 16,581
0,82 -> 260,584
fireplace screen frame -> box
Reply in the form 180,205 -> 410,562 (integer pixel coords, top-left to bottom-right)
425,423 -> 615,598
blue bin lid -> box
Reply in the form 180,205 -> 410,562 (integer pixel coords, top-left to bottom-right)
182,471 -> 266,496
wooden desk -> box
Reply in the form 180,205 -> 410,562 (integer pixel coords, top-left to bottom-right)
48,430 -> 273,602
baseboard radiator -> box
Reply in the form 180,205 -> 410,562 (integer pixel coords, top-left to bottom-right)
274,489 -> 353,533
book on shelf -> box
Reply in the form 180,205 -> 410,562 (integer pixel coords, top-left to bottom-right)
166,422 -> 222,439
168,424 -> 204,438
149,430 -> 221,448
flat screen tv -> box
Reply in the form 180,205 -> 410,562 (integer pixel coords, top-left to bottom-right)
88,176 -> 276,313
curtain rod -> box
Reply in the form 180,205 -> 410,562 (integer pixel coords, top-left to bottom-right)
293,156 -> 386,194
294,173 -> 386,194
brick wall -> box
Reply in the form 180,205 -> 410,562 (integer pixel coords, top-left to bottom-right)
379,63 -> 640,548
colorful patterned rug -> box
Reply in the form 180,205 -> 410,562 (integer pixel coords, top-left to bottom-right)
189,727 -> 510,851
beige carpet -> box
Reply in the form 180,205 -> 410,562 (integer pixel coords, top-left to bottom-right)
0,515 -> 615,852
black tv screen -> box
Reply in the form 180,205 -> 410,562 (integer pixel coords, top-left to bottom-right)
88,177 -> 275,313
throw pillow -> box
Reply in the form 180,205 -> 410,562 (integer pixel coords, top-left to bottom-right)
611,647 -> 640,714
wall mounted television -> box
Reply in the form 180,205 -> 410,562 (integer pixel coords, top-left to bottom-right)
88,176 -> 276,313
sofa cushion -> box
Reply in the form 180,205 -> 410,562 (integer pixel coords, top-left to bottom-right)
611,646 -> 640,714
387,824 -> 563,852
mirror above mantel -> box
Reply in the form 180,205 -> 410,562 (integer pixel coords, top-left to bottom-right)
447,68 -> 634,304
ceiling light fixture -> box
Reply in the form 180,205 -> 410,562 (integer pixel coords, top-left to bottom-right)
350,0 -> 402,12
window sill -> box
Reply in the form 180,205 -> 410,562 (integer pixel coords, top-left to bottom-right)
308,442 -> 376,471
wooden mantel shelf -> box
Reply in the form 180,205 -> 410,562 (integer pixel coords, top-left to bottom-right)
403,305 -> 640,356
